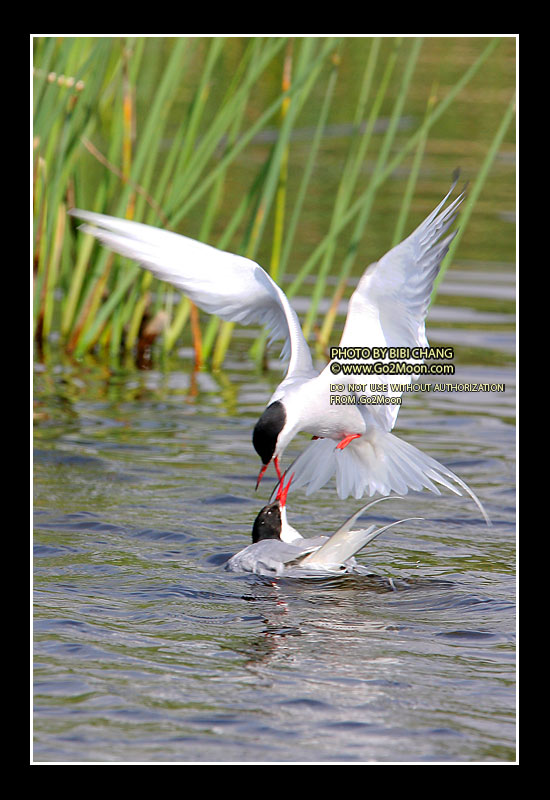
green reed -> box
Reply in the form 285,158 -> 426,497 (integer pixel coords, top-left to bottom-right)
33,36 -> 514,369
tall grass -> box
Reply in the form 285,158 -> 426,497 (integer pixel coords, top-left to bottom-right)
33,36 -> 515,369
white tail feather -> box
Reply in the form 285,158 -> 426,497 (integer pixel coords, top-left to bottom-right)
288,428 -> 490,525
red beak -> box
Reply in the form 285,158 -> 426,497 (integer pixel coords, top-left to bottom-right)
275,471 -> 295,508
255,462 -> 269,490
255,456 -> 282,490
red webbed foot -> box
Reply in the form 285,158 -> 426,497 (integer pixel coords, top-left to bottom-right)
336,433 -> 361,450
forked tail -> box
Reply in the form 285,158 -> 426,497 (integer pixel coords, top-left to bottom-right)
288,428 -> 491,525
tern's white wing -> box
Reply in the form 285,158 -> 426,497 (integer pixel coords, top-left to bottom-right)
340,177 -> 463,355
296,497 -> 419,570
69,210 -> 316,381
321,176 -> 464,431
288,178 -> 490,522
226,537 -> 327,576
300,514 -> 421,570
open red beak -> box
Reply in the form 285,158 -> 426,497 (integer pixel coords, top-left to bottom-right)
255,456 -> 282,490
275,471 -> 294,508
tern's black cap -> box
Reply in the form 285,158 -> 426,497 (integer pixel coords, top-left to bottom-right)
252,401 -> 286,465
251,501 -> 282,543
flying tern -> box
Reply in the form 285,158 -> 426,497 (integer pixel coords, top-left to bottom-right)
70,174 -> 489,522
226,473 -> 422,577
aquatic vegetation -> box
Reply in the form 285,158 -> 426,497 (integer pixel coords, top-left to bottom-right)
33,36 -> 515,369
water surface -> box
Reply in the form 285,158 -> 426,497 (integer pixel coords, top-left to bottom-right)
33,263 -> 515,763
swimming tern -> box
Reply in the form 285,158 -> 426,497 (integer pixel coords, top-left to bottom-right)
226,473 -> 422,577
70,174 -> 489,522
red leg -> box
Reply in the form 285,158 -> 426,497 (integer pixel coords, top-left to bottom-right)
273,456 -> 282,479
336,433 -> 361,450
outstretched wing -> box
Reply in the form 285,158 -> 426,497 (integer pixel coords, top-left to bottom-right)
69,210 -> 316,380
321,176 -> 465,430
340,176 -> 464,353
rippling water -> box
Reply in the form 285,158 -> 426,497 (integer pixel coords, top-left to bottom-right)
33,259 -> 516,763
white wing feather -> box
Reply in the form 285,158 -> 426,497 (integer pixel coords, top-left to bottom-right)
298,496 -> 405,567
287,178 -> 489,521
69,210 -> 316,381
339,180 -> 464,353
321,177 -> 464,431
